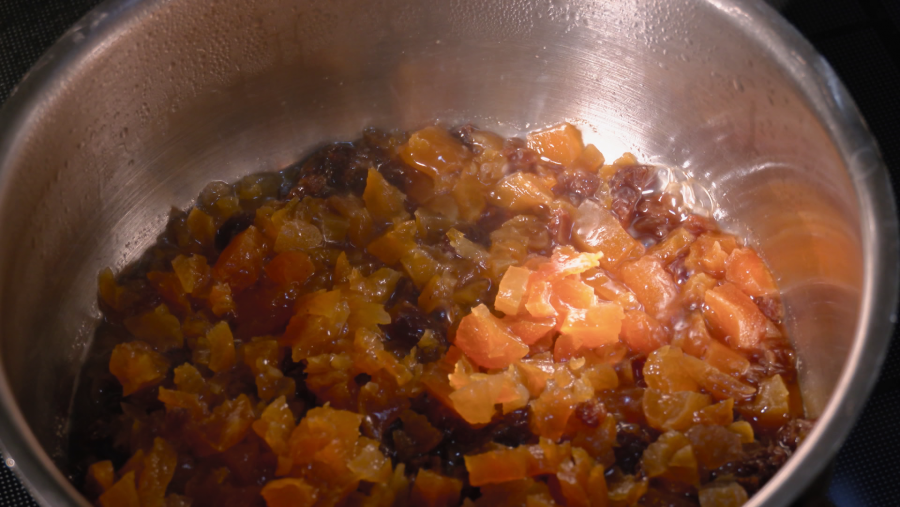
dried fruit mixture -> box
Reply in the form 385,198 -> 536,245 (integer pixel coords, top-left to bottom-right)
71,123 -> 812,507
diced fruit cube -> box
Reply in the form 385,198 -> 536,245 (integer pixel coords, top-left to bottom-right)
98,471 -> 140,507
124,304 -> 184,352
490,172 -> 555,212
261,477 -> 318,507
641,431 -> 699,486
559,303 -> 625,349
171,254 -> 211,295
400,126 -> 472,180
363,168 -> 409,222
739,374 -> 791,428
85,460 -> 115,497
686,425 -> 743,469
685,232 -> 738,278
410,469 -> 463,507
265,251 -> 315,286
465,447 -> 529,486
648,227 -> 696,265
725,247 -> 779,298
620,310 -> 667,355
495,265 -> 532,316
642,388 -> 711,432
702,340 -> 750,377
206,321 -> 236,373
454,305 -> 529,369
703,282 -> 767,350
212,225 -> 268,291
698,482 -> 749,507
643,346 -> 699,394
620,256 -> 680,320
572,200 -> 642,271
526,123 -> 584,166
109,341 -> 169,396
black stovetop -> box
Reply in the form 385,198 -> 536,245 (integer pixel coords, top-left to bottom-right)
1,0 -> 899,506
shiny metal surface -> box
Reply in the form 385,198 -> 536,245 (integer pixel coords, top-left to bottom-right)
0,0 -> 895,505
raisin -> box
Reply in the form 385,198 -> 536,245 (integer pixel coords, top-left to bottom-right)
490,408 -> 536,447
633,192 -> 682,239
615,422 -> 656,475
548,205 -> 573,246
777,419 -> 814,451
214,211 -> 255,251
713,440 -> 788,495
609,164 -> 654,226
382,301 -> 446,354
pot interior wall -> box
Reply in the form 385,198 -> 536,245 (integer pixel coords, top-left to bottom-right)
0,0 -> 863,485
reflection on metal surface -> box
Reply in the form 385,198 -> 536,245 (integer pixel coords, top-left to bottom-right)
0,0 -> 895,506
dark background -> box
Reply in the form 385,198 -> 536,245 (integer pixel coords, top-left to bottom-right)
1,0 -> 899,505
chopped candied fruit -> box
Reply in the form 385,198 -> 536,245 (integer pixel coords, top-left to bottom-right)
685,232 -> 738,278
363,168 -> 409,222
641,431 -> 699,486
620,255 -> 680,320
265,251 -> 315,286
703,282 -> 768,350
698,481 -> 749,507
572,200 -> 642,271
411,469 -> 463,507
643,388 -> 711,432
496,265 -> 533,316
85,460 -> 115,498
110,341 -> 169,396
454,304 -> 529,369
643,346 -> 699,394
400,126 -> 472,180
620,310 -> 667,355
124,304 -> 184,352
261,477 -> 318,507
212,225 -> 269,291
739,374 -> 791,428
526,122 -> 584,166
99,471 -> 140,507
725,248 -> 778,298
206,321 -> 236,373
490,172 -> 555,212
83,124 -> 802,507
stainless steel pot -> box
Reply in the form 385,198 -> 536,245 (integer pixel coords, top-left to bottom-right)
0,0 -> 895,505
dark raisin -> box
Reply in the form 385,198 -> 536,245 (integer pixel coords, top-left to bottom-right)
382,301 -> 445,354
777,419 -> 814,451
555,169 -> 600,203
757,296 -> 784,323
491,408 -> 537,447
633,192 -> 682,239
631,356 -> 648,388
713,440 -> 789,495
615,422 -> 656,475
609,165 -> 654,226
215,211 -> 255,251
451,124 -> 479,152
548,205 -> 573,246
502,139 -> 540,174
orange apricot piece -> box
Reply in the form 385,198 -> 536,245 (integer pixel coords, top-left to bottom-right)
109,341 -> 169,396
703,282 -> 767,350
261,477 -> 318,507
454,304 -> 529,369
526,123 -> 584,167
